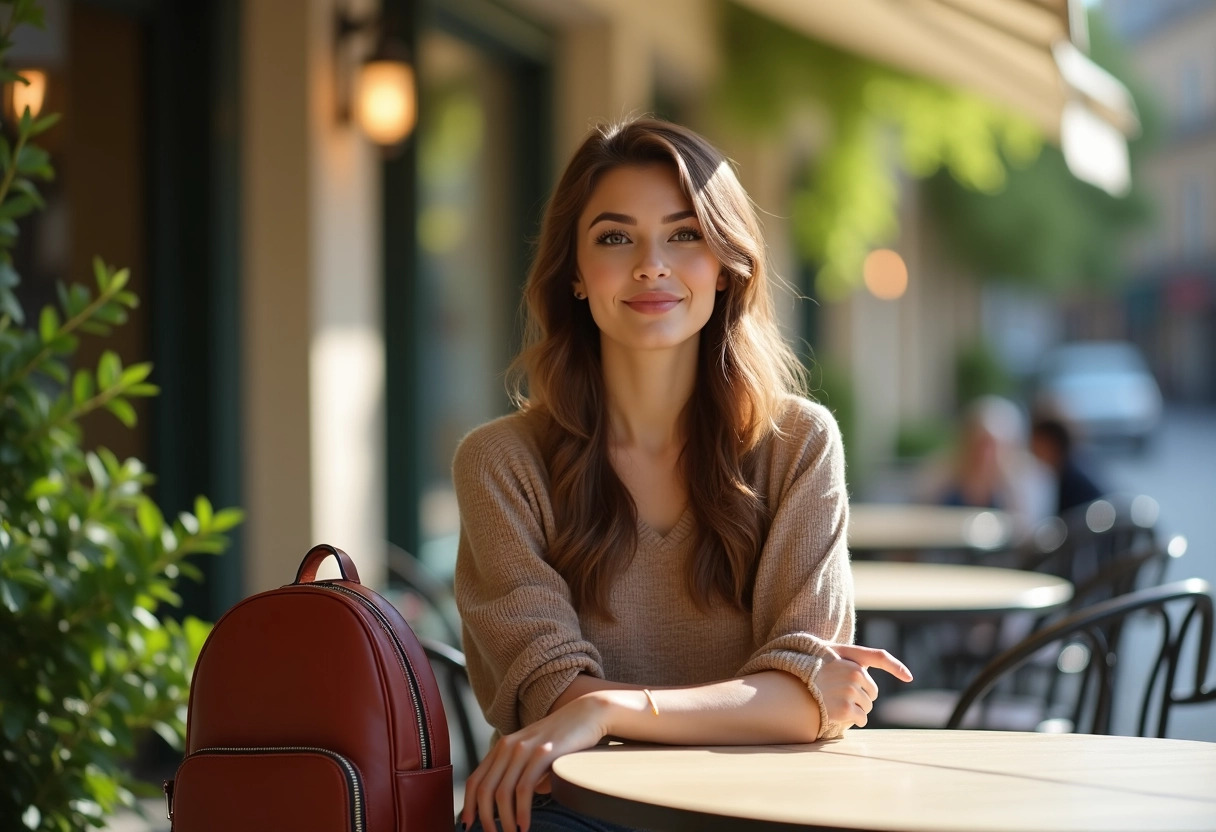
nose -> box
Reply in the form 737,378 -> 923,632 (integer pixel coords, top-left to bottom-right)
633,239 -> 670,281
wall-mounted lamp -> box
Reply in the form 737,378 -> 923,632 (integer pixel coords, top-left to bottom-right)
9,68 -> 47,121
335,6 -> 415,152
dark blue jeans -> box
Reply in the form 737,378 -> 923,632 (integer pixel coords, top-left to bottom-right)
461,793 -> 641,831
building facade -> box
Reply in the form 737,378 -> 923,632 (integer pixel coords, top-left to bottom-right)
1105,0 -> 1216,402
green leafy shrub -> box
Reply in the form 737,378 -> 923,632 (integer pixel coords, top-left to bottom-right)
893,417 -> 952,460
955,338 -> 1013,406
0,3 -> 242,829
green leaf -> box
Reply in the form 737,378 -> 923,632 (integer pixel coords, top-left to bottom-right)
109,268 -> 130,292
69,282 -> 91,315
11,177 -> 45,209
27,112 -> 60,138
148,583 -> 182,607
39,305 -> 59,342
97,350 -> 121,388
194,496 -> 213,529
41,358 -> 68,384
119,363 -> 151,386
25,476 -> 63,499
126,383 -> 159,397
209,508 -> 245,533
0,193 -> 37,221
15,144 -> 51,176
1,288 -> 24,325
136,497 -> 164,538
105,398 -> 137,427
0,260 -> 19,289
152,720 -> 183,750
0,579 -> 24,612
72,368 -> 93,404
183,617 -> 212,653
85,452 -> 109,489
94,302 -> 128,326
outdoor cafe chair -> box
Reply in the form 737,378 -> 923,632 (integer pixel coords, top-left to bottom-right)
420,636 -> 489,781
1017,493 -> 1162,591
946,578 -> 1214,737
385,540 -> 463,646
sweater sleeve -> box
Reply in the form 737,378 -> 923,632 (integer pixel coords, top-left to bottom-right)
736,400 -> 855,740
451,418 -> 604,736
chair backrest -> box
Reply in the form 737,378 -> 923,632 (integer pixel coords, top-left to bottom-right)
420,637 -> 487,780
947,578 -> 1214,737
1022,495 -> 1160,593
385,541 -> 463,645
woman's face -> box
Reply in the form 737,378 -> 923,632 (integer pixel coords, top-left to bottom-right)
573,163 -> 726,355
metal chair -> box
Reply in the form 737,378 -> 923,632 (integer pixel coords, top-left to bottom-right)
1018,494 -> 1162,593
385,541 -> 463,646
947,578 -> 1214,737
421,637 -> 487,779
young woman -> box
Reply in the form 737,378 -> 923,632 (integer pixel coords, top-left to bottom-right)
452,118 -> 911,832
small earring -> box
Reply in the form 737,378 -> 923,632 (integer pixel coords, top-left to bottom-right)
574,289 -> 587,300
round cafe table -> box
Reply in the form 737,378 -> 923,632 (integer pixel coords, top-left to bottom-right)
551,730 -> 1216,831
848,503 -> 1014,556
851,561 -> 1073,620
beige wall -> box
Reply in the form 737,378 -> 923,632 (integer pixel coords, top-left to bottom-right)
242,0 -> 385,593
506,0 -> 718,162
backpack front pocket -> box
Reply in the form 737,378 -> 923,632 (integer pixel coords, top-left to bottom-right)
170,746 -> 364,832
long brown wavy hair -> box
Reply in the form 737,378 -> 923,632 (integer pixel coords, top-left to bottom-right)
509,118 -> 806,619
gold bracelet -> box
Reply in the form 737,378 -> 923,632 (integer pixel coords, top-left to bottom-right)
642,688 -> 659,716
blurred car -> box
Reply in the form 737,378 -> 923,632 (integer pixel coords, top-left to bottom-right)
1033,340 -> 1163,449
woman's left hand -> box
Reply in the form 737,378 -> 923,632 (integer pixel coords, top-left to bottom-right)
460,694 -> 612,832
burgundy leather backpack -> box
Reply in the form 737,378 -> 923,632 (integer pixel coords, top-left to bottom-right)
163,544 -> 453,831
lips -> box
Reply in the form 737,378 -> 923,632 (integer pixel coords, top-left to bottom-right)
623,292 -> 682,314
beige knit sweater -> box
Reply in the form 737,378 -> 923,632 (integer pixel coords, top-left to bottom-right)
452,396 -> 855,741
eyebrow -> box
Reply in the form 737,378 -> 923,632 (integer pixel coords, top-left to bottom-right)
587,209 -> 697,228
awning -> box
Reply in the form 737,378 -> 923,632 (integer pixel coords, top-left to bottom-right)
736,0 -> 1140,196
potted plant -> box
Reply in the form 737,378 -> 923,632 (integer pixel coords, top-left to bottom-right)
0,2 -> 241,829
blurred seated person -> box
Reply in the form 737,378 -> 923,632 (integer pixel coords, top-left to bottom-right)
915,395 -> 1052,538
1029,413 -> 1104,516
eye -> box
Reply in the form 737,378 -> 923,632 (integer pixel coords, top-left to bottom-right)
670,227 -> 703,243
595,230 -> 630,246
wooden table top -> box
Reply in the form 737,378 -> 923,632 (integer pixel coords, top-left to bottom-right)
849,504 -> 1014,553
551,730 -> 1216,831
851,561 -> 1073,618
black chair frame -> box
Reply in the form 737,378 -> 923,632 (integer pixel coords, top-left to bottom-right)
421,636 -> 482,774
386,541 -> 463,646
947,578 -> 1214,737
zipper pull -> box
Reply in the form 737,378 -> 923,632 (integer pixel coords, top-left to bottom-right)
162,779 -> 174,823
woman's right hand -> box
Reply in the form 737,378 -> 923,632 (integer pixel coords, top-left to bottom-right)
814,645 -> 913,728
460,694 -> 613,832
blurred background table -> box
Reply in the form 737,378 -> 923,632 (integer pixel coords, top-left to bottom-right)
551,730 -> 1216,832
851,561 -> 1072,620
849,503 -> 1015,558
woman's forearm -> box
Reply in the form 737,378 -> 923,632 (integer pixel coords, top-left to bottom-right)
550,671 -> 822,745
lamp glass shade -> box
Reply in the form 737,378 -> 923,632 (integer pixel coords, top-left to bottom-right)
355,60 -> 415,147
12,69 -> 47,119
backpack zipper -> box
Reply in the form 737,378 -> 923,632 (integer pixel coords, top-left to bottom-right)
314,582 -> 433,769
184,746 -> 364,832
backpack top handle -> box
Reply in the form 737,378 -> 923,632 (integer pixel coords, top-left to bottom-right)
294,543 -> 362,585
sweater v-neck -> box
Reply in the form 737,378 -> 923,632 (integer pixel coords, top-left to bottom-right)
636,504 -> 695,549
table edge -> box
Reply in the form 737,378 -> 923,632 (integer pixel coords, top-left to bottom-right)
551,770 -> 868,832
